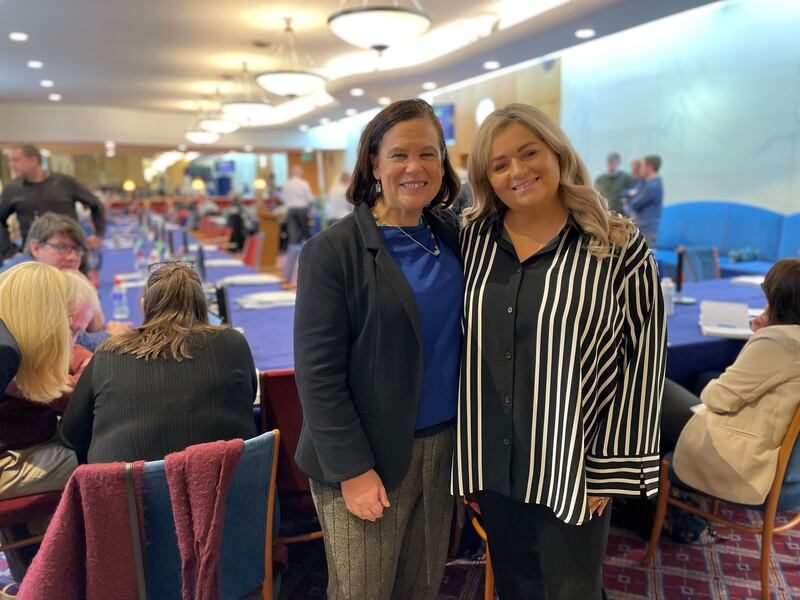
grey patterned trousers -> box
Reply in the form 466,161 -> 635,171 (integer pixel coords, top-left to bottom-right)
309,427 -> 455,600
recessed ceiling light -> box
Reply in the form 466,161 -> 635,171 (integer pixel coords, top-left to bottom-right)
483,60 -> 500,70
377,97 -> 391,106
243,144 -> 254,152
345,108 -> 357,117
349,88 -> 365,97
27,60 -> 43,69
9,32 -> 29,42
298,124 -> 309,132
40,79 -> 54,88
319,117 -> 331,125
104,140 -> 115,149
422,81 -> 437,91
48,93 -> 61,102
575,28 -> 596,39
177,144 -> 188,152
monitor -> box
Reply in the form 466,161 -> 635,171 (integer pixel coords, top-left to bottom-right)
216,160 -> 235,175
433,104 -> 455,146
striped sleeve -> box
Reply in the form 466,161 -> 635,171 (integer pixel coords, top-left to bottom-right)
586,234 -> 667,498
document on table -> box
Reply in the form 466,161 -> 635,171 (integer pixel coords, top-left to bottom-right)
204,258 -> 245,267
236,290 -> 296,309
699,301 -> 753,339
217,273 -> 282,286
730,275 -> 765,287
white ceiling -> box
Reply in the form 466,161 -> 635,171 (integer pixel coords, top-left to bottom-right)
0,0 -> 715,141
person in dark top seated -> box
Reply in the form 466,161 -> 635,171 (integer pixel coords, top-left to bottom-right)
0,319 -> 20,392
60,261 -> 258,464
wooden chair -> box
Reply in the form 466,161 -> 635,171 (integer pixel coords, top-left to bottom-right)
643,406 -> 800,600
464,497 -> 496,600
0,491 -> 62,552
259,369 -> 323,545
137,431 -> 281,599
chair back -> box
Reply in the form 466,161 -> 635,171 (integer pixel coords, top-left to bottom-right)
139,431 -> 280,599
259,370 -> 310,495
774,406 -> 800,511
682,245 -> 721,282
242,234 -> 264,269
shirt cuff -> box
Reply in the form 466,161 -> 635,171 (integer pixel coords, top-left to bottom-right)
585,453 -> 661,497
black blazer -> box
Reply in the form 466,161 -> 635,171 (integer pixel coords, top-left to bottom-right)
0,319 -> 20,391
293,202 -> 460,491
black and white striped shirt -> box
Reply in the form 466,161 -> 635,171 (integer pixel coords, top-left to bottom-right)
453,214 -> 666,525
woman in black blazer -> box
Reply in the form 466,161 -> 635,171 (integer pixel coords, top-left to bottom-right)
294,99 -> 463,600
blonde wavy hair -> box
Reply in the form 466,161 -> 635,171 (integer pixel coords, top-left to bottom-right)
0,262 -> 73,402
463,103 -> 635,258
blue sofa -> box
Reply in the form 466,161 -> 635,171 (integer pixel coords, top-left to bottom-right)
653,201 -> 800,277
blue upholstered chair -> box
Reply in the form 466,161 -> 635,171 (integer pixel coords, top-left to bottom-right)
643,407 -> 800,600
133,430 -> 281,600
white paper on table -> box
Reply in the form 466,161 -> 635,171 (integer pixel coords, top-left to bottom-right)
205,258 -> 244,267
121,279 -> 146,288
188,244 -> 219,252
115,272 -> 145,281
748,307 -> 766,319
236,290 -> 296,309
730,275 -> 765,287
700,300 -> 753,339
218,273 -> 282,286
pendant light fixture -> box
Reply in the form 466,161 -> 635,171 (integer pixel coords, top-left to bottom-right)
328,0 -> 432,52
222,62 -> 275,125
256,18 -> 326,98
199,91 -> 241,134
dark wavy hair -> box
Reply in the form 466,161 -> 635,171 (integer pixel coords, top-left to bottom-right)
100,262 -> 224,361
763,258 -> 800,326
346,98 -> 460,209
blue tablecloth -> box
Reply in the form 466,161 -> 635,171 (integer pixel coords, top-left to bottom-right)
98,229 -> 294,371
664,279 -> 766,383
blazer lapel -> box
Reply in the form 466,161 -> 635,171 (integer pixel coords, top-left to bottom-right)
354,203 -> 423,350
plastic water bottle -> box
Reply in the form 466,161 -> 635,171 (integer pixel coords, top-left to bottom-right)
661,277 -> 675,316
111,277 -> 130,320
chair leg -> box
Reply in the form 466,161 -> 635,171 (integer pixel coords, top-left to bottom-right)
761,518 -> 775,600
484,544 -> 495,600
643,460 -> 671,566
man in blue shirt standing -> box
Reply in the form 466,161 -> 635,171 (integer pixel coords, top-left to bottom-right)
625,155 -> 663,247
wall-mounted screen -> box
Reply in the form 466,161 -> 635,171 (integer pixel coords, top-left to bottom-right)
433,104 -> 455,146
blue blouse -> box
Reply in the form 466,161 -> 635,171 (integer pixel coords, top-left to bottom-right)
381,221 -> 463,430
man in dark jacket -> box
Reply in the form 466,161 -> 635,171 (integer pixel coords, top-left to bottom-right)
0,144 -> 105,258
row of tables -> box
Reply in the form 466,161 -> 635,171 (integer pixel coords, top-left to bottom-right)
96,221 -> 766,384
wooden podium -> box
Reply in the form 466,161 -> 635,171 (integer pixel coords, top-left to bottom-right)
258,209 -> 280,272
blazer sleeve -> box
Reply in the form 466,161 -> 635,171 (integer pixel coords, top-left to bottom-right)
70,178 -> 106,237
586,235 -> 667,498
58,354 -> 98,464
293,234 -> 375,483
700,329 -> 795,414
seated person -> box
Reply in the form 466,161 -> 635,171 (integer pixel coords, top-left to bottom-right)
60,261 -> 258,464
7,212 -> 131,348
664,258 -> 800,505
0,263 -> 82,582
0,319 -> 20,391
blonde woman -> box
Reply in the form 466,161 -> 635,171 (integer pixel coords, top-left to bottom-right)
456,104 -> 666,599
0,262 -> 78,501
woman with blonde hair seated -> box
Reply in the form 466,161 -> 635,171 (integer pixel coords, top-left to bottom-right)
0,262 -> 78,500
60,262 -> 258,464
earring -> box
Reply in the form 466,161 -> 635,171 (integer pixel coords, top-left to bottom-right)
375,180 -> 382,194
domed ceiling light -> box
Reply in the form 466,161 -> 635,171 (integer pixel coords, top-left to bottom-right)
222,62 -> 275,126
328,0 -> 432,52
256,18 -> 326,98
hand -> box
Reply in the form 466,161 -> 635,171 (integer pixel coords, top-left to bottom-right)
751,308 -> 769,332
340,469 -> 391,521
86,235 -> 104,250
106,321 -> 134,336
588,495 -> 611,517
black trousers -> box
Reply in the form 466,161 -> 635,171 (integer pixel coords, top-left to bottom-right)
286,207 -> 310,245
660,378 -> 700,456
475,490 -> 611,600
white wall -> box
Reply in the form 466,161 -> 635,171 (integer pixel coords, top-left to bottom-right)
560,0 -> 800,214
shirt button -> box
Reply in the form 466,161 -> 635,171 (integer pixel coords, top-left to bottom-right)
507,306 -> 513,314
515,267 -> 522,273
503,438 -> 510,446
504,351 -> 512,360
504,395 -> 511,405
